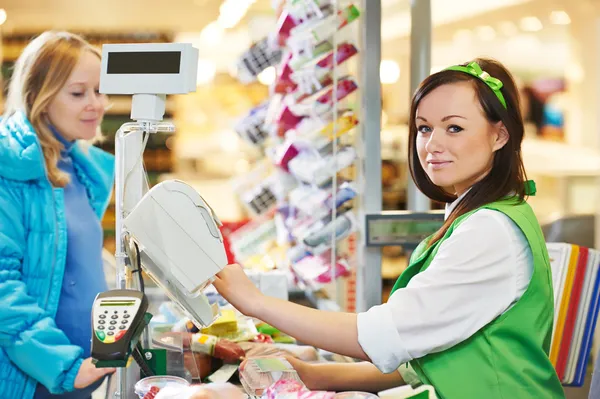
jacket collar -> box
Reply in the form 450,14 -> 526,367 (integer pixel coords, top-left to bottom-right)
0,110 -> 47,181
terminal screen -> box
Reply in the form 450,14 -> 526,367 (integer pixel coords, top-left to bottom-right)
107,51 -> 181,74
368,218 -> 443,246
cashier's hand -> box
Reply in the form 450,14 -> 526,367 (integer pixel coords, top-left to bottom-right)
212,263 -> 265,317
74,358 -> 115,389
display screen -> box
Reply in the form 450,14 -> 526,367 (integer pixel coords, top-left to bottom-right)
367,218 -> 443,246
107,51 -> 181,74
100,301 -> 135,307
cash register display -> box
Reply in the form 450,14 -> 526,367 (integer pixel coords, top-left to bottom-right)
367,218 -> 443,246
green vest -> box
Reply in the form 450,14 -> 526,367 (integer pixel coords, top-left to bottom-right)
390,197 -> 565,399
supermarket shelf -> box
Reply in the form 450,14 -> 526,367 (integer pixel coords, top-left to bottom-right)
289,287 -> 340,312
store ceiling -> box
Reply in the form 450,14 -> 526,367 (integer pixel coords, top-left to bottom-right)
3,0 -> 596,76
0,0 -> 274,33
0,0 -> 543,35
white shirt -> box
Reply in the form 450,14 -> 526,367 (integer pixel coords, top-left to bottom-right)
357,194 -> 534,373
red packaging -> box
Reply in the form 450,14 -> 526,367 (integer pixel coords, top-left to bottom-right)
142,386 -> 160,399
316,42 -> 358,70
316,77 -> 358,106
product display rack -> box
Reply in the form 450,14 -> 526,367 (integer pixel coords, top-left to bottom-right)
227,0 -> 382,313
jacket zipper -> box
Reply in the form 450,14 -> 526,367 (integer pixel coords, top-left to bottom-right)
45,187 -> 59,310
33,133 -> 59,312
19,136 -> 59,399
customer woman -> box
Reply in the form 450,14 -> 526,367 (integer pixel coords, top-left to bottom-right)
0,31 -> 115,398
212,58 -> 565,398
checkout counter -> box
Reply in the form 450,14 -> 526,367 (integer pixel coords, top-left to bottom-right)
93,42 -> 431,399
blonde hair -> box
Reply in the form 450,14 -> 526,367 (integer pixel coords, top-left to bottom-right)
4,31 -> 102,187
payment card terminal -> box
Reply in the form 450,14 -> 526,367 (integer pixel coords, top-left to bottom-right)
91,289 -> 150,368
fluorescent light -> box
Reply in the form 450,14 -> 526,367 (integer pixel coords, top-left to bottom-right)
200,21 -> 224,46
219,130 -> 240,153
453,29 -> 473,43
257,66 -> 276,85
380,60 -> 400,84
475,25 -> 496,41
550,10 -> 571,25
0,9 -> 6,26
197,59 -> 217,85
498,21 -> 519,36
565,62 -> 584,83
217,0 -> 255,29
520,16 -> 543,32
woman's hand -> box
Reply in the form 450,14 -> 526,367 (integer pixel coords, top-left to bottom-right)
212,263 -> 265,317
73,358 -> 115,389
284,355 -> 320,390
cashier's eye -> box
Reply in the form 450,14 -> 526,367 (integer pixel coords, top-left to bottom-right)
448,124 -> 463,133
417,125 -> 432,134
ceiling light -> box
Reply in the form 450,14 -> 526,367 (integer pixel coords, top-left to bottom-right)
380,60 -> 400,84
257,66 -> 276,85
475,25 -> 496,41
200,22 -> 224,46
0,9 -> 7,26
453,29 -> 473,43
520,16 -> 543,32
565,62 -> 584,83
197,59 -> 217,85
498,21 -> 519,36
550,11 -> 571,25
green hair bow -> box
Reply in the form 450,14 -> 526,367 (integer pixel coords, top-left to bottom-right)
445,62 -> 507,109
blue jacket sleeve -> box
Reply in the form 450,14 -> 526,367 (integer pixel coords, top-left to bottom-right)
0,179 -> 83,394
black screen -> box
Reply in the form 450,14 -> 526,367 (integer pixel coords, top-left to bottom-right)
107,51 -> 181,74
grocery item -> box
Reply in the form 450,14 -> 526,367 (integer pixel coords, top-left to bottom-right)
142,386 -> 160,399
239,357 -> 302,396
213,337 -> 245,361
200,309 -> 238,336
263,378 -> 337,399
134,376 -> 190,399
156,331 -> 244,362
334,392 -> 379,399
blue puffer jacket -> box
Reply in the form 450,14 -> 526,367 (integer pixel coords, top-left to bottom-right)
0,111 -> 114,398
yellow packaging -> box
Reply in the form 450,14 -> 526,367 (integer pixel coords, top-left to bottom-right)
201,309 -> 238,336
318,113 -> 358,140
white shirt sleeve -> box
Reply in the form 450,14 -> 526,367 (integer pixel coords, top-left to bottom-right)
357,209 -> 533,373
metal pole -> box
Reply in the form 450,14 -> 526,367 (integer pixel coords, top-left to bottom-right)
356,0 -> 383,312
407,0 -> 432,212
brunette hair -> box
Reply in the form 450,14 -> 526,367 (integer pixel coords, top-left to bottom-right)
4,31 -> 102,187
408,58 -> 528,246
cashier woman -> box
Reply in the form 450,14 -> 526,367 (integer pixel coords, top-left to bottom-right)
213,58 -> 566,399
0,32 -> 115,398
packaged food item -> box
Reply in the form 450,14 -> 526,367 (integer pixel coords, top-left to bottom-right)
156,331 -> 244,362
334,392 -> 379,399
263,379 -> 337,399
190,333 -> 245,362
142,386 -> 160,399
201,309 -> 238,336
213,337 -> 245,361
239,357 -> 302,396
134,376 -> 190,399
183,351 -> 213,380
264,378 -> 305,399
